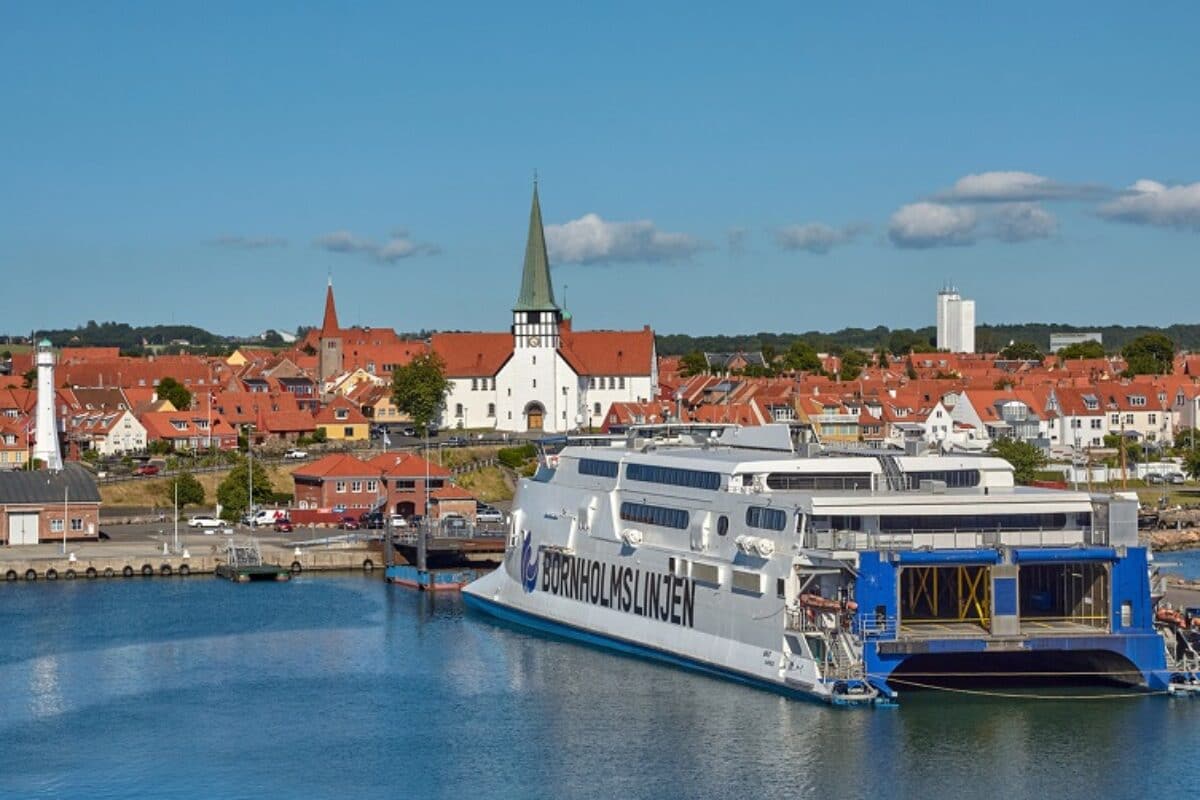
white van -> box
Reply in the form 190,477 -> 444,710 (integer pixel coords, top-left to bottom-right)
251,509 -> 287,526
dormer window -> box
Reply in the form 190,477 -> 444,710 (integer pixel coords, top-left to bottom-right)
1130,395 -> 1146,407
335,408 -> 348,420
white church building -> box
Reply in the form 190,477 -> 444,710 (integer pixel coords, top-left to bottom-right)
431,184 -> 657,433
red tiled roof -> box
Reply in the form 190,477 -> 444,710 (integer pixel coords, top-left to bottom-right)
430,333 -> 513,377
558,326 -> 654,377
314,395 -> 368,425
293,453 -> 379,479
367,451 -> 452,477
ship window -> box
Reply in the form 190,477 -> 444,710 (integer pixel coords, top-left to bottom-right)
879,512 -> 1080,532
626,463 -> 721,491
690,562 -> 720,586
732,569 -> 763,595
620,501 -> 689,530
776,578 -> 786,599
766,473 -> 872,491
717,515 -> 729,536
745,506 -> 787,531
578,458 -> 619,478
904,469 -> 981,489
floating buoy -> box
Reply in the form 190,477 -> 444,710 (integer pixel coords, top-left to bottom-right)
122,566 -> 134,578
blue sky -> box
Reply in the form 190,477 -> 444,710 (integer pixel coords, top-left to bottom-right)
3,2 -> 1198,338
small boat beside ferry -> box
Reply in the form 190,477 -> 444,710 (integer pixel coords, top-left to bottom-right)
463,424 -> 1195,704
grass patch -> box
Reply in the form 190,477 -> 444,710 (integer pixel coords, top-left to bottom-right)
100,463 -> 304,508
456,466 -> 514,503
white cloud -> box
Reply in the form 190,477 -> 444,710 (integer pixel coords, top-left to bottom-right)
209,234 -> 287,249
545,213 -> 707,265
314,229 -> 440,263
938,171 -> 1103,202
1098,179 -> 1200,229
993,203 -> 1057,242
774,222 -> 863,254
888,202 -> 978,248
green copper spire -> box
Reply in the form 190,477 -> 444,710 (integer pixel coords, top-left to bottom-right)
514,180 -> 558,311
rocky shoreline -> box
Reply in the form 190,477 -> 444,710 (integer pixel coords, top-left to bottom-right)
1149,529 -> 1200,552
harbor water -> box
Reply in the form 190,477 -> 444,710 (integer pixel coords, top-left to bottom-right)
1,575 -> 1197,799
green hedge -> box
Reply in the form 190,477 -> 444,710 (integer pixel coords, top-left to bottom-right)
497,443 -> 538,469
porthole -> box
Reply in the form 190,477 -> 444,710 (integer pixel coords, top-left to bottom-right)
717,515 -> 729,536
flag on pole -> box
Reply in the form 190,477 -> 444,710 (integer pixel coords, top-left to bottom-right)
383,431 -> 392,449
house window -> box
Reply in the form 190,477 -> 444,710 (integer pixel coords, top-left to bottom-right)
532,379 -> 537,388
593,403 -> 601,415
1110,414 -> 1120,425
589,378 -> 595,389
366,480 -> 378,492
506,388 -> 511,397
455,403 -> 463,417
71,518 -> 83,531
351,481 -> 362,492
607,377 -> 615,389
619,377 -> 625,390
1091,419 -> 1102,429
50,519 -> 64,533
532,355 -> 537,365
471,379 -> 478,390
487,403 -> 495,417
335,409 -> 348,420
561,386 -> 568,396
1124,414 -> 1134,425
343,427 -> 354,437
336,481 -> 346,493
1149,414 -> 1157,425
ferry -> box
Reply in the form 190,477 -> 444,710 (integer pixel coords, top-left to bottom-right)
463,424 -> 1193,704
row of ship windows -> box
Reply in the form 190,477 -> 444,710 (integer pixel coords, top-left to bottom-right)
582,461 -> 980,493
577,458 -> 723,490
667,557 -> 765,594
810,512 -> 1090,532
617,501 -> 787,534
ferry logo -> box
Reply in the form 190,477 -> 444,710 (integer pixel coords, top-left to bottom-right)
520,531 -> 539,593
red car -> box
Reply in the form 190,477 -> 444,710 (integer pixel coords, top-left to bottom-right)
274,519 -> 294,533
135,464 -> 160,476
338,516 -> 360,530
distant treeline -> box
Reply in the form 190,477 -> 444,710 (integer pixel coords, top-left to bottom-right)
656,323 -> 1200,357
29,321 -> 234,356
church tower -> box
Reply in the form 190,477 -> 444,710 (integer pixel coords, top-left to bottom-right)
317,279 -> 343,389
512,181 -> 562,350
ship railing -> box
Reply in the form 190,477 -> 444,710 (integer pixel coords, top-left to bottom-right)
853,614 -> 899,640
810,527 -> 1101,552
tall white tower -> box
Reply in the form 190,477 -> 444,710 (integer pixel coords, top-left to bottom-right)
935,284 -> 976,354
33,338 -> 63,471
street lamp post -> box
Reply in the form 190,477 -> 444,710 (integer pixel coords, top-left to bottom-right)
246,424 -> 256,530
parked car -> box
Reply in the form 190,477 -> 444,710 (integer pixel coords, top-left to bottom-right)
188,515 -> 221,529
283,448 -> 308,460
401,426 -> 417,438
446,435 -> 466,447
441,514 -> 468,532
250,509 -> 287,527
388,514 -> 409,529
1147,473 -> 1165,485
135,464 -> 160,476
273,519 -> 294,533
475,506 -> 503,523
358,511 -> 385,529
339,516 -> 361,530
1168,471 -> 1187,485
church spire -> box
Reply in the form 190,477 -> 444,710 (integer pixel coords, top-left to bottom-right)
321,277 -> 340,335
513,180 -> 558,312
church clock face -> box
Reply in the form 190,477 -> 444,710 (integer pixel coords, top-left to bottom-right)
529,336 -> 540,347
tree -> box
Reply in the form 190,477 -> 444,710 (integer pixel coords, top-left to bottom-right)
1056,341 -> 1105,360
998,341 -> 1043,363
21,368 -> 36,389
157,376 -> 191,410
987,438 -> 1047,485
993,378 -> 1015,390
1122,333 -> 1175,376
876,349 -> 889,369
216,458 -> 273,520
161,472 -> 206,513
390,352 -> 452,432
679,351 -> 708,377
1184,450 -> 1200,481
0,350 -> 10,361
1173,427 -> 1200,455
1103,433 -> 1142,465
839,349 -> 869,381
782,341 -> 822,373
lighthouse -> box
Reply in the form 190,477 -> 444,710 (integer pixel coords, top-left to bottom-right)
33,339 -> 63,471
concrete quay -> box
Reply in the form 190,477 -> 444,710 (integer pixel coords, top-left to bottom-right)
0,527 -> 385,583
